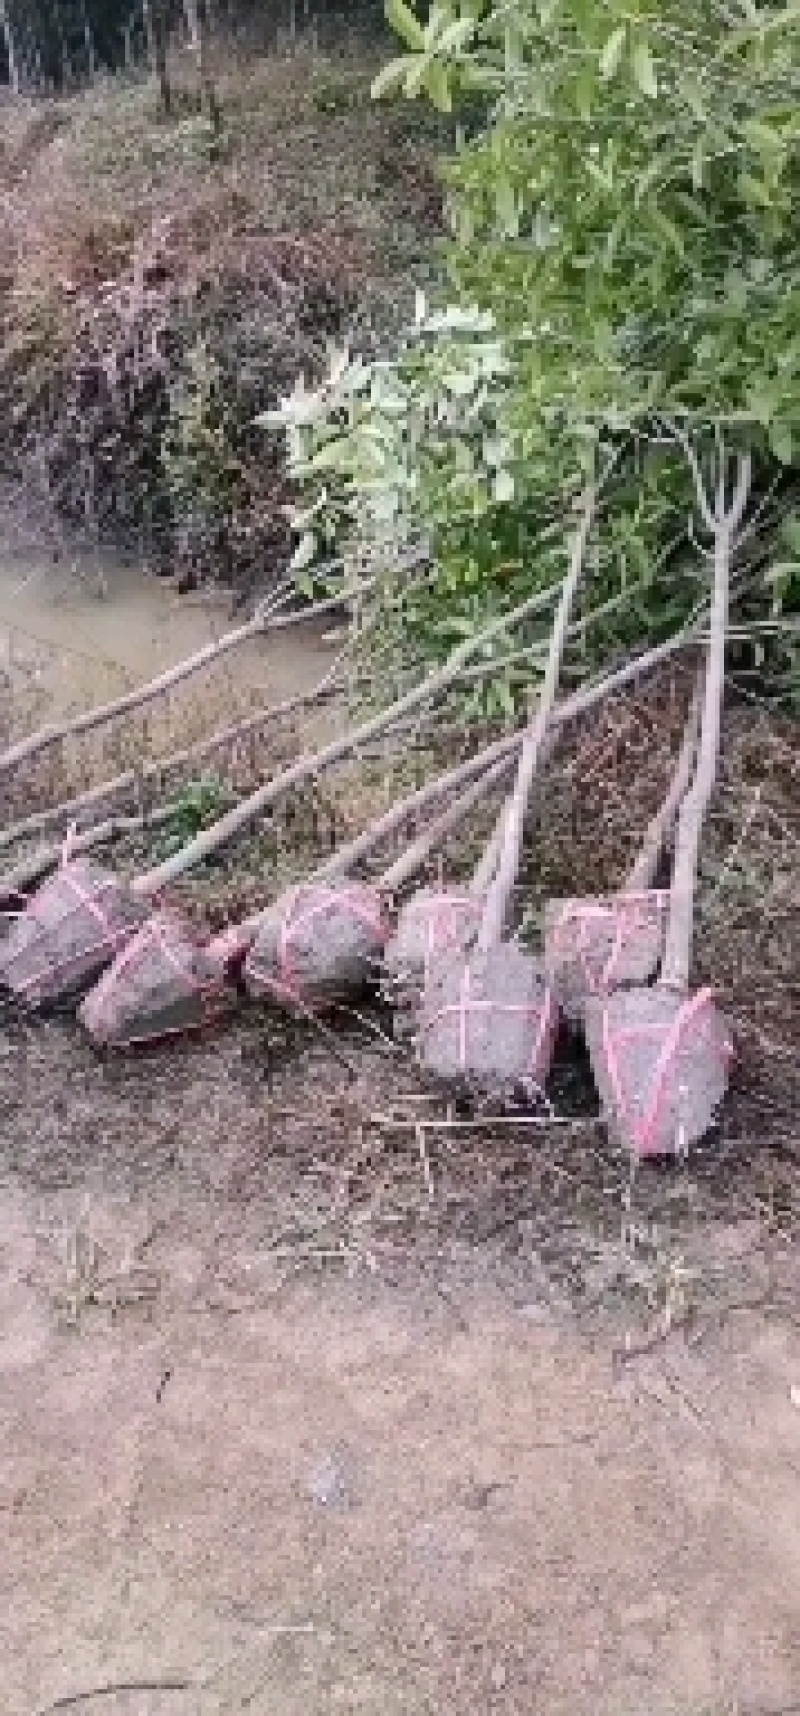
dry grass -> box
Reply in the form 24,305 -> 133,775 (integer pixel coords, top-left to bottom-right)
0,34 -> 446,595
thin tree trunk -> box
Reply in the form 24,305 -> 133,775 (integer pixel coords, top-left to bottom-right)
318,752 -> 515,889
660,452 -> 751,991
4,632 -> 696,907
183,0 -> 221,132
0,583 -> 347,776
625,677 -> 703,891
478,486 -> 597,949
0,675 -> 346,855
0,0 -> 21,93
142,0 -> 171,113
135,609 -> 691,898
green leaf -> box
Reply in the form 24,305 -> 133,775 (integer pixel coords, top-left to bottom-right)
768,421 -> 793,464
632,39 -> 658,98
385,0 -> 426,52
290,531 -> 318,573
494,174 -> 519,235
294,567 -> 317,599
437,17 -> 478,54
493,468 -> 515,502
371,58 -> 412,99
575,63 -> 594,119
599,27 -> 626,81
740,171 -> 773,209
403,56 -> 429,97
423,59 -> 454,112
650,207 -> 685,256
690,139 -> 705,189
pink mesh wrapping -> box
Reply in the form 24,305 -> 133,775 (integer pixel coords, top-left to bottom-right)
586,986 -> 735,1158
418,943 -> 560,1097
79,907 -> 237,1048
383,886 -> 481,1016
544,890 -> 669,1022
0,858 -> 149,1007
244,881 -> 389,1014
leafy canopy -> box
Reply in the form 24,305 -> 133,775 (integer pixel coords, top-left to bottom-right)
266,0 -> 800,700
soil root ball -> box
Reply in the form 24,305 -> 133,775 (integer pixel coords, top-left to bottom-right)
79,907 -> 239,1049
244,881 -> 388,1014
382,886 -> 481,1035
543,890 -> 669,1025
584,985 -> 734,1159
0,858 -> 149,1008
417,941 -> 559,1102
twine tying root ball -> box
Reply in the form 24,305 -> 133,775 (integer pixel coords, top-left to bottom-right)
244,881 -> 389,1014
79,907 -> 239,1048
584,986 -> 734,1158
417,942 -> 559,1102
543,890 -> 669,1025
0,858 -> 149,1007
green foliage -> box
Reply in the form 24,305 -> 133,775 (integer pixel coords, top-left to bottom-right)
269,0 -> 800,707
151,775 -> 233,860
162,335 -> 247,535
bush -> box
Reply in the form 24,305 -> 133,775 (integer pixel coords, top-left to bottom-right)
273,0 -> 800,709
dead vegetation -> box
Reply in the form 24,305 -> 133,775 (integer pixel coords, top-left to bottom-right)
0,35 -> 446,597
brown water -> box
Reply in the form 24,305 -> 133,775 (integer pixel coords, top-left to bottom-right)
0,494 -> 335,734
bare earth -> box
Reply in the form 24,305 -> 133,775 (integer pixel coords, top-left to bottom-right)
2,1091 -> 800,1716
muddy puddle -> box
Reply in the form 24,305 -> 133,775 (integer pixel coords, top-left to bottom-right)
0,487 -> 335,730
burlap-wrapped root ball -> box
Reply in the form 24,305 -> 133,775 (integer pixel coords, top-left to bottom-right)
584,986 -> 734,1159
417,942 -> 560,1101
79,908 -> 240,1048
382,887 -> 482,1037
544,890 -> 669,1025
244,881 -> 388,1014
0,858 -> 149,1008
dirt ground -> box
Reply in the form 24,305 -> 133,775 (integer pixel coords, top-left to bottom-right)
2,1000 -> 800,1716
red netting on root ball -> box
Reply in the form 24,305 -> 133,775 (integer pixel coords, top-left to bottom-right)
0,858 -> 149,1008
78,907 -> 239,1048
543,890 -> 669,1024
243,881 -> 388,1015
417,943 -> 560,1100
585,986 -> 735,1159
382,887 -> 481,1032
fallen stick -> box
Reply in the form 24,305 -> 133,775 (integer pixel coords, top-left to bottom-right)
418,484 -> 599,1098
585,447 -> 752,1158
543,676 -> 703,1022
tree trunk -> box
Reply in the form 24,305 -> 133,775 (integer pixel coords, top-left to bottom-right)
625,677 -> 702,892
142,0 -> 171,114
660,452 -> 751,991
0,0 -> 21,93
478,486 -> 597,949
183,0 -> 221,134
